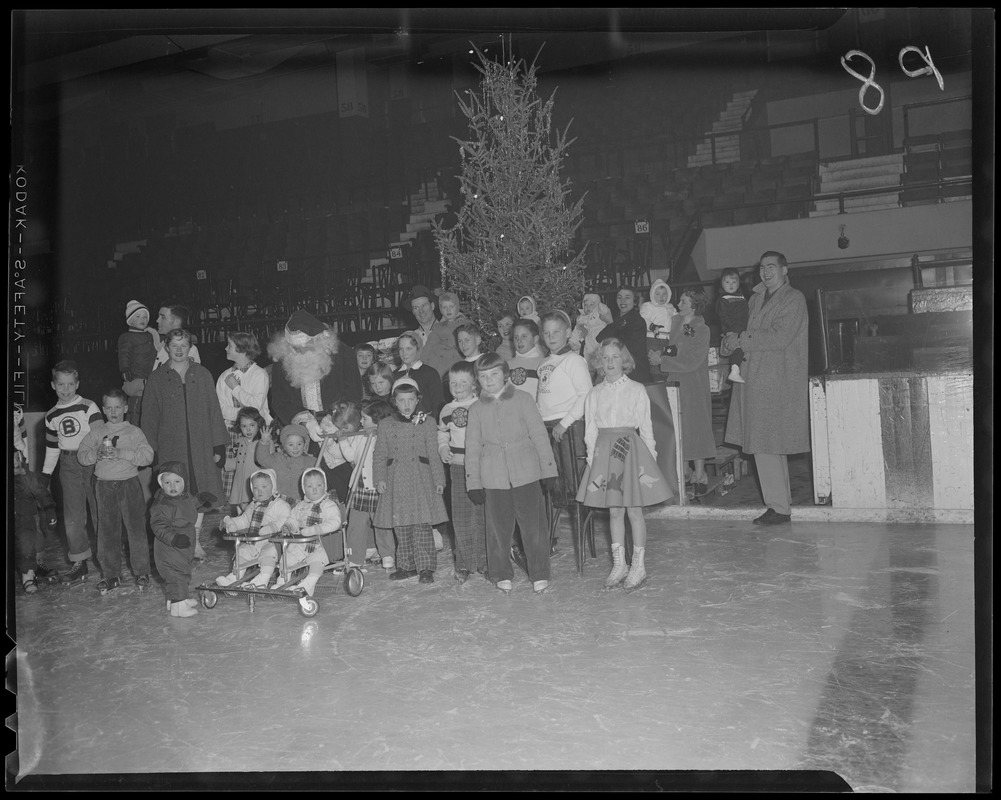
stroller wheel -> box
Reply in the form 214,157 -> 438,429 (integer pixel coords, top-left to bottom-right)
345,566 -> 365,597
200,590 -> 218,609
298,596 -> 320,618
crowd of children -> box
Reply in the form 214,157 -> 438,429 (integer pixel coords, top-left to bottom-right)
16,274 -> 750,612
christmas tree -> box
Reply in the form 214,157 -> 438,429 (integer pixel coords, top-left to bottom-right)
433,42 -> 586,333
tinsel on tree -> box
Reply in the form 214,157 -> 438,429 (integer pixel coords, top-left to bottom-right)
433,43 -> 586,332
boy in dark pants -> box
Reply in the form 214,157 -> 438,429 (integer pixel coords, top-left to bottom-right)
465,354 -> 559,595
77,388 -> 154,593
14,451 -> 58,594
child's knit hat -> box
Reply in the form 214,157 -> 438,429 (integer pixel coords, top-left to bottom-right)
391,376 -> 420,394
125,300 -> 149,324
280,424 -> 310,449
156,460 -> 188,491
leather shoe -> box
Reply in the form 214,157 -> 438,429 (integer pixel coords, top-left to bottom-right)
753,508 -> 791,525
389,568 -> 418,581
418,570 -> 435,584
454,568 -> 470,584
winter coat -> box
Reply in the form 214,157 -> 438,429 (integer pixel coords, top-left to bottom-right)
465,383 -> 558,491
640,279 -> 677,340
254,442 -> 314,502
372,412 -> 448,528
419,320 -> 463,379
716,293 -> 750,336
150,460 -> 198,601
228,435 -> 259,505
599,307 -> 652,383
150,472 -> 198,547
724,280 -> 810,455
658,315 -> 717,461
118,328 -> 159,381
141,361 -> 229,500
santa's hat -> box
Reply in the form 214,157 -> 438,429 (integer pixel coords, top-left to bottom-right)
285,309 -> 328,347
125,300 -> 149,324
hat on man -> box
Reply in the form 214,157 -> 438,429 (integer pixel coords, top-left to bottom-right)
125,300 -> 149,324
408,285 -> 434,305
285,309 -> 329,347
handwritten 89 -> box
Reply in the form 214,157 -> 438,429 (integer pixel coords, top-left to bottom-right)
841,46 -> 945,116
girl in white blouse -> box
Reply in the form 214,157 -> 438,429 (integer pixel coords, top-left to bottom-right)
577,338 -> 671,591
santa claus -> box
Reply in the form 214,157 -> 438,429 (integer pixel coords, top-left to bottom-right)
268,309 -> 363,437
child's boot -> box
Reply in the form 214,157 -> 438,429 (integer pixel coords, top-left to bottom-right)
604,543 -> 629,590
216,572 -> 239,587
728,364 -> 745,384
623,546 -> 647,592
170,600 -> 198,617
297,573 -> 320,596
249,566 -> 273,588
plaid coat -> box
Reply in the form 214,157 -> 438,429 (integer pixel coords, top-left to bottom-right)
372,413 -> 448,528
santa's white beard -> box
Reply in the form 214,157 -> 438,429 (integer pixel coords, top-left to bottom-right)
272,335 -> 337,388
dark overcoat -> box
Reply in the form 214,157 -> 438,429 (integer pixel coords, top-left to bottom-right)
141,361 -> 229,500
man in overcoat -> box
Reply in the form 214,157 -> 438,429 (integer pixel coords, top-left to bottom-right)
407,285 -> 461,379
723,251 -> 809,524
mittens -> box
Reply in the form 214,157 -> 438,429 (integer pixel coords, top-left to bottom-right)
196,492 -> 218,513
212,445 -> 227,465
172,534 -> 191,549
467,489 -> 485,506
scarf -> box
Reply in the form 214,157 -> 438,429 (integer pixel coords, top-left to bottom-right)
302,499 -> 327,553
248,496 -> 275,534
304,500 -> 326,529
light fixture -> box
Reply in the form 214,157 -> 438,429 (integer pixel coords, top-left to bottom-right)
837,224 -> 850,250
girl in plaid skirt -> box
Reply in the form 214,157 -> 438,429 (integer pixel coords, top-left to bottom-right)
339,399 -> 396,570
373,378 -> 448,585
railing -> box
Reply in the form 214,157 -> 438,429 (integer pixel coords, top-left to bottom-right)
902,95 -> 973,144
697,174 -> 973,223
